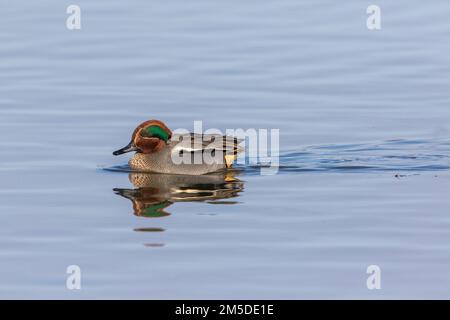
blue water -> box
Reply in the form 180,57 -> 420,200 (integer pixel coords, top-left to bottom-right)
1,0 -> 450,298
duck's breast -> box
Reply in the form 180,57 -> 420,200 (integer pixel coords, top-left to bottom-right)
129,150 -> 225,175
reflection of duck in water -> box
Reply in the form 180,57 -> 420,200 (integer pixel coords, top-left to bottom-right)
113,171 -> 244,217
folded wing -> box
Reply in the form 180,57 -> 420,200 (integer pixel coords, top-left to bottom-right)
171,133 -> 243,153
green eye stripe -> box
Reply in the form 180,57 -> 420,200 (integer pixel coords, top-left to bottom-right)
141,125 -> 169,141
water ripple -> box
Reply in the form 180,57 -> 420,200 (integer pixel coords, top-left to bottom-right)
104,139 -> 450,175
274,139 -> 450,174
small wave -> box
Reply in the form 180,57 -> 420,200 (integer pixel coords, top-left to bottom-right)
103,139 -> 450,175
275,139 -> 450,174
103,164 -> 133,173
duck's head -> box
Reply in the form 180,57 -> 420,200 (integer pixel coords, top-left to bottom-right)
113,120 -> 172,155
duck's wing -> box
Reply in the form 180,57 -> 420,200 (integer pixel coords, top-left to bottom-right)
170,133 -> 243,155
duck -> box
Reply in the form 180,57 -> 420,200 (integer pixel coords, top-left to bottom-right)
113,120 -> 243,175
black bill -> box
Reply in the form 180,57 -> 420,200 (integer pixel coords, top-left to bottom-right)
113,141 -> 138,155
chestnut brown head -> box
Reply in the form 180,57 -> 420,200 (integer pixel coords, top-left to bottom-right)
113,120 -> 172,155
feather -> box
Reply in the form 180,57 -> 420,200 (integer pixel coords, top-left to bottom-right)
170,133 -> 243,155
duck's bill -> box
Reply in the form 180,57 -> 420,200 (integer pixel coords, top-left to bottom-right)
113,141 -> 138,155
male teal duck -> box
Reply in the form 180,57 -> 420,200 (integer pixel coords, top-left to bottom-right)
113,120 -> 242,175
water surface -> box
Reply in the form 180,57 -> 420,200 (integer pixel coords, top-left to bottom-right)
1,0 -> 450,298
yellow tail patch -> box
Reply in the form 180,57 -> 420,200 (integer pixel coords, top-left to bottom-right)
224,154 -> 236,168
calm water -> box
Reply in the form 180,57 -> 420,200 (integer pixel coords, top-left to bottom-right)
1,0 -> 450,298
